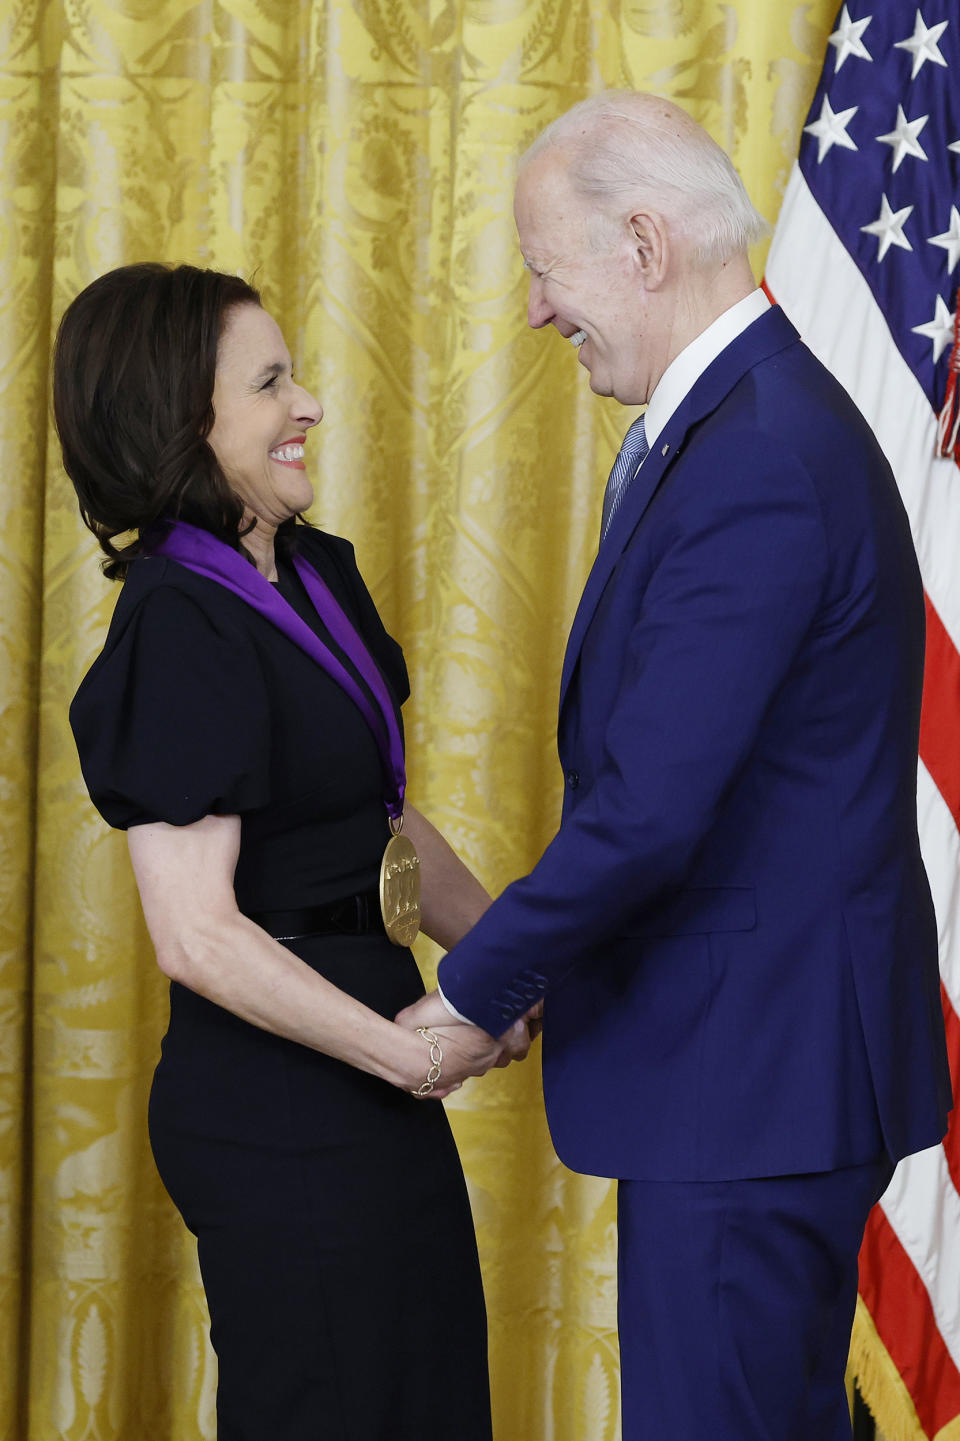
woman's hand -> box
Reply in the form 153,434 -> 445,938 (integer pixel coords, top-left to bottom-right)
403,1022 -> 504,1099
395,990 -> 532,1097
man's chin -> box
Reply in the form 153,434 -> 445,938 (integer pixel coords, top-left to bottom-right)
586,370 -> 613,398
578,349 -> 619,399
586,368 -> 645,406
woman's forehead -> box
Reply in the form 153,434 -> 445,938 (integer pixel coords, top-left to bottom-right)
218,305 -> 289,370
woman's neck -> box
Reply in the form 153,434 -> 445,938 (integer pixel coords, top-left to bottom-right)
242,517 -> 278,581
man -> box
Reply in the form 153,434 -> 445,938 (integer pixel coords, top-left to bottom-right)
400,92 -> 951,1438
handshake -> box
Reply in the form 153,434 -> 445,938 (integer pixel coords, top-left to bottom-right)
395,990 -> 543,1100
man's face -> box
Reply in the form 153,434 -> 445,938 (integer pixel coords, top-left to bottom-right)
514,149 -> 653,405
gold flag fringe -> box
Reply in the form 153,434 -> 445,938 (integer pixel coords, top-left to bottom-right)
936,293 -> 960,461
850,1296 -> 929,1441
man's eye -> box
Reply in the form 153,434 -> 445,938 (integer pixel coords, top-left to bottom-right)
260,375 -> 278,390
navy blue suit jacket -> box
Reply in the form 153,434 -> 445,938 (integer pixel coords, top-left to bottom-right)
438,306 -> 951,1182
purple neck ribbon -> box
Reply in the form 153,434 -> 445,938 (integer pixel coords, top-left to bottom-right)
144,520 -> 406,821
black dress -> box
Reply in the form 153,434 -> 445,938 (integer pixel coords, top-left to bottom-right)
70,528 -> 492,1441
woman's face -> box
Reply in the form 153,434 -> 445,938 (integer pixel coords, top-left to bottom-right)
208,304 -> 323,528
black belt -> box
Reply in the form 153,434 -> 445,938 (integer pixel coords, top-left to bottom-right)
247,887 -> 384,941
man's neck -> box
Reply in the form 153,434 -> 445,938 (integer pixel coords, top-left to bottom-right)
640,286 -> 770,450
656,253 -> 757,391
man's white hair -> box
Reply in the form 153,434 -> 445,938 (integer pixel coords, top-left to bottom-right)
522,91 -> 769,264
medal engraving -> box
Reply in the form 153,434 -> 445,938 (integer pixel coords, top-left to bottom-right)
379,833 -> 421,946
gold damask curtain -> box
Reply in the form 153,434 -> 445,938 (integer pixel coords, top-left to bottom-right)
1,3 -> 838,1437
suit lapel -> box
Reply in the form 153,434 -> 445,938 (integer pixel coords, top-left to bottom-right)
558,306 -> 800,719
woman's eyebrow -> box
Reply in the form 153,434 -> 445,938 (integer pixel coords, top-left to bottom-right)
253,360 -> 288,381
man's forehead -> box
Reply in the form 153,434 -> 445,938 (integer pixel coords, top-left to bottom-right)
517,147 -> 573,200
515,151 -> 582,237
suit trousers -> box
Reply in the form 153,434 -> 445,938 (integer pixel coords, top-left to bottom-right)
617,1155 -> 893,1441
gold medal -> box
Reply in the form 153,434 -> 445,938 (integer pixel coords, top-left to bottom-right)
379,819 -> 421,947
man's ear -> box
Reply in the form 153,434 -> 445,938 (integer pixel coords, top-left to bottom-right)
630,211 -> 668,290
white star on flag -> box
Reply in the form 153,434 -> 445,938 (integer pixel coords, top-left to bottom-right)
929,206 -> 960,273
829,5 -> 874,71
894,9 -> 949,80
911,294 -> 957,362
877,105 -> 930,171
803,95 -> 859,164
861,194 -> 914,261
949,139 -> 960,154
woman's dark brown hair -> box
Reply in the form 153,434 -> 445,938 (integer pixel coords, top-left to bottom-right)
53,262 -> 295,579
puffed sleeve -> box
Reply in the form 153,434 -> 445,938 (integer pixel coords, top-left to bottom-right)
70,581 -> 273,829
301,530 -> 411,706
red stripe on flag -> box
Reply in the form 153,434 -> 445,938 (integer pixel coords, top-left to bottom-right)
940,984 -> 960,1197
920,595 -> 960,832
761,278 -> 778,306
859,1206 -> 960,1436
861,596 -> 960,1435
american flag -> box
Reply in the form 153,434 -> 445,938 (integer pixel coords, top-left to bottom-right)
764,4 -> 960,1435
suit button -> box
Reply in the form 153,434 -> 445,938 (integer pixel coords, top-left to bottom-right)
566,769 -> 580,789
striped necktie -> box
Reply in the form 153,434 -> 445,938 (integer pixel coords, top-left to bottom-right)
600,414 -> 649,545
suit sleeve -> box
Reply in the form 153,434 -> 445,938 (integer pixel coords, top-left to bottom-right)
438,430 -> 829,1035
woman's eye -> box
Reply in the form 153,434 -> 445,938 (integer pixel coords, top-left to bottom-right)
260,375 -> 278,390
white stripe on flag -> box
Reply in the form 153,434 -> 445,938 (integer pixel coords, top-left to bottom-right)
918,757 -> 960,1016
880,1143 -> 960,1369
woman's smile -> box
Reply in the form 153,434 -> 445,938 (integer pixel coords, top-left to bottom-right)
269,436 -> 307,470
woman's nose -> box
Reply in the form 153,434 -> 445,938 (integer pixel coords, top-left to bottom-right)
294,386 -> 323,427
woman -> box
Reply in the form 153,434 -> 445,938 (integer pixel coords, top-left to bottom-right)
56,263 -> 525,1440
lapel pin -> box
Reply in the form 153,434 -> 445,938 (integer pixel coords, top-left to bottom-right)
662,443 -> 670,457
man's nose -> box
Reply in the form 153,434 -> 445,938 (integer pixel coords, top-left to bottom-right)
527,276 -> 554,330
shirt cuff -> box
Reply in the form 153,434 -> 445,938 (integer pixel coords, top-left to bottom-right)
436,984 -> 478,1026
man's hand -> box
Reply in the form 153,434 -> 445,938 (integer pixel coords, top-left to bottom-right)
395,989 -> 463,1035
395,990 -> 532,1095
524,999 -> 544,1041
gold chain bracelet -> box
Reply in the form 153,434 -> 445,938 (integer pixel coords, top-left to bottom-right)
410,1027 -> 443,1097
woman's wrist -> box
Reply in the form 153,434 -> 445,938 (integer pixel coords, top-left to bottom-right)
376,1020 -> 438,1091
409,1028 -> 443,1097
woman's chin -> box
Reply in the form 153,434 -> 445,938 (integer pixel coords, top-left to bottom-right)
284,478 -> 315,516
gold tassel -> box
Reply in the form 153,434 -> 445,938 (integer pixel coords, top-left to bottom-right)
849,1296 -> 929,1441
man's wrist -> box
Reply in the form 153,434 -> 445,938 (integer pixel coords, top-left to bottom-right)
437,983 -> 479,1026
